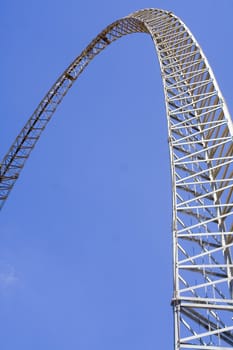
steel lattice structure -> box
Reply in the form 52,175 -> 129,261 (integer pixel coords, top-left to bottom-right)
1,8 -> 233,350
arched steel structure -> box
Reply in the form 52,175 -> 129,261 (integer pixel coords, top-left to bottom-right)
1,8 -> 233,350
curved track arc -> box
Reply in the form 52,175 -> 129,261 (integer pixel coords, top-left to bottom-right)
1,8 -> 233,350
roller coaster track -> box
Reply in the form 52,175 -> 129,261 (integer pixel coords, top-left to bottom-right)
1,8 -> 233,350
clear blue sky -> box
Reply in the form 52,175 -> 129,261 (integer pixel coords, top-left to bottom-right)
0,1 -> 233,349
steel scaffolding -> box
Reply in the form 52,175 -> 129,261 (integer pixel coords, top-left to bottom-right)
1,8 -> 233,350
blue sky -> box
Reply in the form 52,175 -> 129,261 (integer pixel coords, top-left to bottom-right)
1,1 -> 233,349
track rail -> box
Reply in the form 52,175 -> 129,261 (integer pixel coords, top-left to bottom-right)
1,8 -> 233,350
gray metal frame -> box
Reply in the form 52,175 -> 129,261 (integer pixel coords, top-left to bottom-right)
1,8 -> 233,350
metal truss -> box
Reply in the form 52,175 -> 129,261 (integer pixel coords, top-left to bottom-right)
1,8 -> 233,350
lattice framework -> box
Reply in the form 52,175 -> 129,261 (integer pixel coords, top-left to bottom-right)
1,8 -> 233,350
